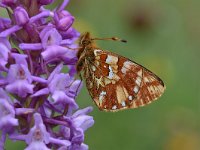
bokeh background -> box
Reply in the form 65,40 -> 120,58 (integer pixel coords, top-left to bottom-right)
5,0 -> 200,149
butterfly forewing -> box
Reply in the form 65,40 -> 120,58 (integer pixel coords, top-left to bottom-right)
76,32 -> 165,112
84,49 -> 165,112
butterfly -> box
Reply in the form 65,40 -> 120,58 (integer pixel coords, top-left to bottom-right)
76,32 -> 165,112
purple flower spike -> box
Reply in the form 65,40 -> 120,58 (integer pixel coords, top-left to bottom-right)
0,0 -> 94,149
14,7 -> 29,26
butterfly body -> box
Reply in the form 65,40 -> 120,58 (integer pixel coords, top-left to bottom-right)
77,32 -> 165,112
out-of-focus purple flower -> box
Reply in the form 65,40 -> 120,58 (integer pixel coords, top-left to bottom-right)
0,0 -> 94,149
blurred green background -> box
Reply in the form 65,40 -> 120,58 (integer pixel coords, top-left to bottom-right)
5,0 -> 200,149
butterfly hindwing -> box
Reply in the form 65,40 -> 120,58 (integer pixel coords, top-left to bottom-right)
83,49 -> 165,112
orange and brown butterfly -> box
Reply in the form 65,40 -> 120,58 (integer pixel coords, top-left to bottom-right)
76,32 -> 165,112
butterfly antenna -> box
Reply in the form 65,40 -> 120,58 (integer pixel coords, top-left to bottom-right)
91,37 -> 127,43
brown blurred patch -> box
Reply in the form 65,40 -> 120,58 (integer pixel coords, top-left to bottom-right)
124,0 -> 163,31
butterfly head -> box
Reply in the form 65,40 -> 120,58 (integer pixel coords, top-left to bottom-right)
80,32 -> 93,47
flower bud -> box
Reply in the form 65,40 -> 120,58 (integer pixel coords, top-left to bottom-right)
14,7 -> 29,26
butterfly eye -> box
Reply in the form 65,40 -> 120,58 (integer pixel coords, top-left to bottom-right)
81,40 -> 91,46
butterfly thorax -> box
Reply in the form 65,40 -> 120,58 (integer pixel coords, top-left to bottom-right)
76,32 -> 96,74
